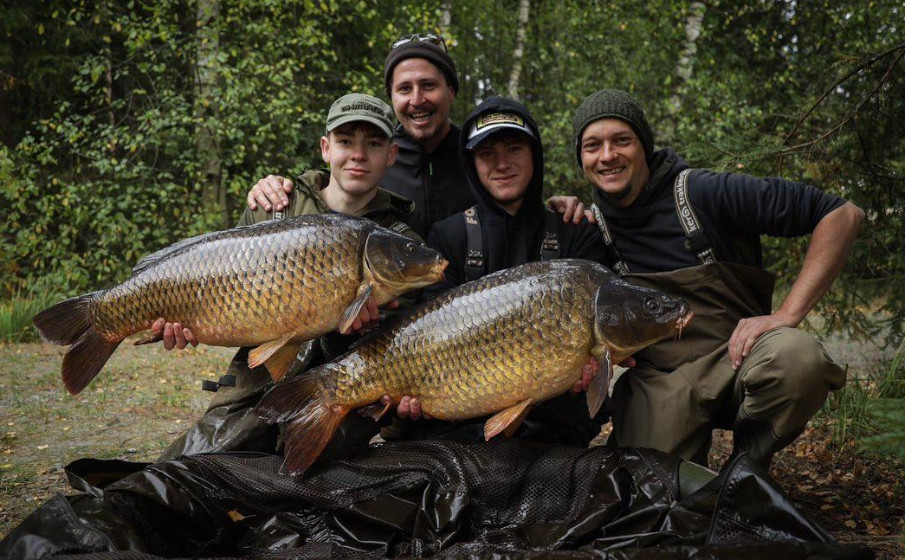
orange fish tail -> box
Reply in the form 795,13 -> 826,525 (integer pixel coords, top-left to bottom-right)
255,372 -> 349,476
33,292 -> 120,395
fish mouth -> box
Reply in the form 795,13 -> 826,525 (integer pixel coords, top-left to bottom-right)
434,259 -> 449,280
675,310 -> 694,339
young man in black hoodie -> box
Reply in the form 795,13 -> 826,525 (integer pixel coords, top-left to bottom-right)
388,96 -> 611,445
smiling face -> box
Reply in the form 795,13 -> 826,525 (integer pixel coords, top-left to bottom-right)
390,58 -> 455,153
321,122 -> 398,199
472,132 -> 534,215
579,118 -> 650,208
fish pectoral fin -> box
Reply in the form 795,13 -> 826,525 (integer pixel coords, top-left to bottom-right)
484,398 -> 534,441
338,282 -> 373,334
248,334 -> 301,382
133,331 -> 163,346
358,399 -> 393,421
586,347 -> 612,419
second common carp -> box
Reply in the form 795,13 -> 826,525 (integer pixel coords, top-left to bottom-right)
33,214 -> 448,395
256,259 -> 693,476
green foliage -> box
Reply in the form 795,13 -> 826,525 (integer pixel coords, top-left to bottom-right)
822,338 -> 905,455
862,398 -> 905,458
1,0 -> 903,350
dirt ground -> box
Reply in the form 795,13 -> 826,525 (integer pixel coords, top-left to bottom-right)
1,339 -> 903,558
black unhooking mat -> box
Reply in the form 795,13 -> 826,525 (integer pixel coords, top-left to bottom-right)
0,440 -> 872,560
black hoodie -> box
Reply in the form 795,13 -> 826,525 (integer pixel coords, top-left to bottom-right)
382,123 -> 474,238
394,97 -> 608,447
593,148 -> 846,273
424,96 -> 607,299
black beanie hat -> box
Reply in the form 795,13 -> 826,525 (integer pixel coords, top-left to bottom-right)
572,89 -> 655,166
384,41 -> 459,97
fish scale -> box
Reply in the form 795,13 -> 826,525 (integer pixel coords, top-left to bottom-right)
330,262 -> 597,415
255,259 -> 693,476
33,214 -> 447,395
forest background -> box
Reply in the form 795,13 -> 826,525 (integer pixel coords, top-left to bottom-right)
2,0 -> 905,454
0,0 -> 904,552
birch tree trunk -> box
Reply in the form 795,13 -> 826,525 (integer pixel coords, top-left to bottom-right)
507,0 -> 531,101
439,0 -> 453,35
662,1 -> 706,143
194,0 -> 225,228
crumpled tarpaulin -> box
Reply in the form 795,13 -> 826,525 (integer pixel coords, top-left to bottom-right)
0,439 -> 872,559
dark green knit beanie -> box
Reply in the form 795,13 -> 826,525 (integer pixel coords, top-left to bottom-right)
572,89 -> 655,166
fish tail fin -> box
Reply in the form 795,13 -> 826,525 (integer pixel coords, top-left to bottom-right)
255,371 -> 349,476
33,293 -> 98,346
33,292 -> 119,395
62,331 -> 121,395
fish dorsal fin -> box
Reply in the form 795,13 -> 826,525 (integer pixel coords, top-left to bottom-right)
248,333 -> 302,382
338,282 -> 373,334
484,398 -> 534,440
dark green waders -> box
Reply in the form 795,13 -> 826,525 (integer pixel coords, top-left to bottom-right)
609,262 -> 846,467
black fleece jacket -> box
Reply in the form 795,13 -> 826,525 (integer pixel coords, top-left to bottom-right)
382,123 -> 474,238
424,96 -> 607,300
594,148 -> 846,273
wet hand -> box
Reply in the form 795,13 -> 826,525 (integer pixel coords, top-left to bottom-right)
547,195 -> 595,224
151,318 -> 199,350
247,175 -> 293,212
570,356 -> 598,394
569,355 -> 636,394
728,314 -> 793,370
339,298 -> 400,335
387,394 -> 432,420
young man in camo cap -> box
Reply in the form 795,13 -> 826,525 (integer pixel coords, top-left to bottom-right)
156,93 -> 421,460
246,32 -> 473,238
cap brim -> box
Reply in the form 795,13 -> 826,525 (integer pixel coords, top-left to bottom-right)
326,115 -> 394,139
465,123 -> 534,150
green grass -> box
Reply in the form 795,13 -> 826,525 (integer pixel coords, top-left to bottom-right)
820,337 -> 905,456
0,286 -> 62,342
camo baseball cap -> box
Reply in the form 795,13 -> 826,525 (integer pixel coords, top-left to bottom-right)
325,93 -> 395,138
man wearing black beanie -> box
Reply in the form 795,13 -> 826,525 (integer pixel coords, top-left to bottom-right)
560,88 -> 865,469
246,32 -> 472,238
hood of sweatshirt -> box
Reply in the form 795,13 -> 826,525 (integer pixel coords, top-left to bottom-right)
459,96 -> 545,225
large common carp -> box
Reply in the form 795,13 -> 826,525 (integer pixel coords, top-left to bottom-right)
33,214 -> 448,395
256,259 -> 693,476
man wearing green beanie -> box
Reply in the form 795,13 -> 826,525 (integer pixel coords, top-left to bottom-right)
561,88 -> 865,468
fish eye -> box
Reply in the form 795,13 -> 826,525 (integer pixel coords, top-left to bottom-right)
406,243 -> 417,253
644,297 -> 660,312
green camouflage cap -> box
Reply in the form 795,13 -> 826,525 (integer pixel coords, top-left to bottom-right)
325,93 -> 395,138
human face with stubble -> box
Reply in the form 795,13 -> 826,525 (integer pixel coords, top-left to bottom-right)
473,134 -> 534,215
580,118 -> 650,208
390,58 -> 455,153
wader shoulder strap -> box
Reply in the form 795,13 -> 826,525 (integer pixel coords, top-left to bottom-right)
591,203 -> 630,276
464,206 -> 485,281
464,206 -> 561,281
673,169 -> 717,265
540,208 -> 561,261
